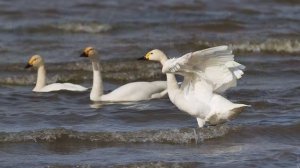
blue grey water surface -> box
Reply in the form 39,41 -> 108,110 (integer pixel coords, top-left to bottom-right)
0,0 -> 299,167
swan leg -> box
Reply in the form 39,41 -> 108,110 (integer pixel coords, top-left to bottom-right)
151,89 -> 168,99
196,118 -> 205,128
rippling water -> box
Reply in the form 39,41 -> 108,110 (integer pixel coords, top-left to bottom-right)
0,0 -> 299,167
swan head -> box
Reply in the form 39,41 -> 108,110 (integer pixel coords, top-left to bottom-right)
139,49 -> 166,62
80,47 -> 97,59
25,55 -> 44,69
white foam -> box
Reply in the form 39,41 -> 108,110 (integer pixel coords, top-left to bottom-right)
55,23 -> 111,33
232,38 -> 300,54
198,38 -> 300,54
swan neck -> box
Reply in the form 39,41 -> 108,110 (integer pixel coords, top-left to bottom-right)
159,53 -> 179,100
160,54 -> 168,65
34,65 -> 46,91
166,73 -> 179,102
91,59 -> 103,100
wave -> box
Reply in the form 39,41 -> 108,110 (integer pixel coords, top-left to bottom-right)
0,22 -> 112,34
190,21 -> 245,32
1,124 -> 298,144
47,162 -> 201,168
53,23 -> 112,33
227,123 -> 300,143
197,38 -> 300,54
272,0 -> 300,5
0,126 -> 229,144
0,60 -> 164,85
113,162 -> 200,168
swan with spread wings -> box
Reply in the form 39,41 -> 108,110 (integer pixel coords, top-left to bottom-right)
140,46 -> 249,127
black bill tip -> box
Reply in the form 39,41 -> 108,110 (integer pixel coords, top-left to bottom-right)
137,57 -> 146,60
24,63 -> 32,69
80,53 -> 87,57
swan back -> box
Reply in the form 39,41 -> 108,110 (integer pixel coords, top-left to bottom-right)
38,83 -> 88,92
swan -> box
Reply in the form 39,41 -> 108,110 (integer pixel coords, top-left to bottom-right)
140,46 -> 249,127
80,47 -> 167,102
25,55 -> 88,92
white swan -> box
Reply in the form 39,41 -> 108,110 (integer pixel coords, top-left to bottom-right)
141,46 -> 249,127
25,55 -> 88,92
80,47 -> 167,102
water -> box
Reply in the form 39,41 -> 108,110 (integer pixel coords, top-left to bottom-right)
0,0 -> 299,167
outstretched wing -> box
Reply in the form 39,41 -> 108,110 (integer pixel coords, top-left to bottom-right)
162,46 -> 245,93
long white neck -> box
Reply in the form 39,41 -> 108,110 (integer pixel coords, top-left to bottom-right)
160,55 -> 180,102
90,58 -> 104,101
33,65 -> 46,91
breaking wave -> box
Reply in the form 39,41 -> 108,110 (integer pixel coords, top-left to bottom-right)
54,23 -> 112,33
0,60 -> 164,85
47,162 -> 202,168
197,38 -> 300,54
0,23 -> 112,34
0,126 -> 229,144
113,162 -> 201,168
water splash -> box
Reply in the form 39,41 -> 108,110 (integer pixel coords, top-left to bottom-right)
197,38 -> 300,54
0,126 -> 230,144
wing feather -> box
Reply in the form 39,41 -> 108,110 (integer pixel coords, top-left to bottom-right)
162,45 -> 245,93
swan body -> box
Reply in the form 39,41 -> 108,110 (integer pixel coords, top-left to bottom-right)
25,55 -> 88,92
142,46 -> 249,127
35,83 -> 88,92
80,47 -> 167,102
99,81 -> 167,102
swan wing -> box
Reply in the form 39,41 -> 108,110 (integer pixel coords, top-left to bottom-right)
162,46 -> 245,93
39,83 -> 88,92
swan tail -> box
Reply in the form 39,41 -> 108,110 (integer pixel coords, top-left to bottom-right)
227,103 -> 249,120
207,100 -> 249,125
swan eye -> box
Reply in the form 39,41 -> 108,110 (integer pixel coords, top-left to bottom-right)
33,58 -> 38,63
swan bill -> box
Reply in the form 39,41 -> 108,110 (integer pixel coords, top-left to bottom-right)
25,63 -> 32,69
137,56 -> 147,60
80,52 -> 88,57
138,52 -> 151,60
80,47 -> 95,57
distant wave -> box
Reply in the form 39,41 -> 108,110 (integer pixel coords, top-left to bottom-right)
113,162 -> 200,168
0,61 -> 163,85
47,162 -> 201,168
0,126 -> 229,144
1,23 -> 112,34
272,0 -> 300,5
198,38 -> 300,54
53,23 -> 112,33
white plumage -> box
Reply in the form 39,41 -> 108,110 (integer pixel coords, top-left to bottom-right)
25,55 -> 88,92
162,45 -> 245,93
81,47 -> 168,102
37,83 -> 88,92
